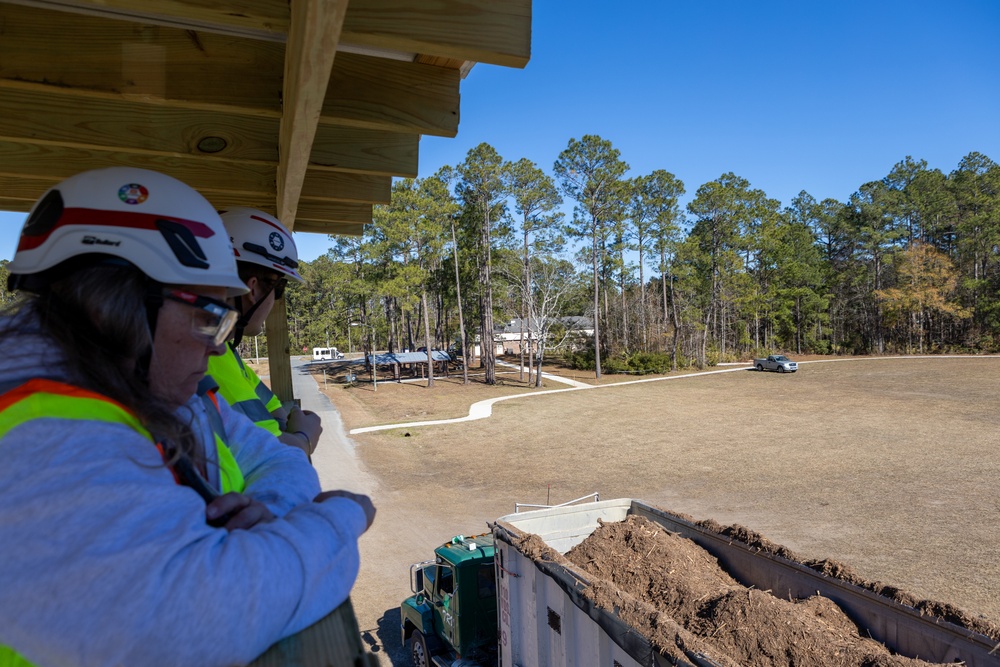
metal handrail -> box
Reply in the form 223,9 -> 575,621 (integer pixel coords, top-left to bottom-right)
514,492 -> 599,513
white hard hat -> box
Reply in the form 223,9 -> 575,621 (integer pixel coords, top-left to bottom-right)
9,167 -> 248,296
218,207 -> 303,283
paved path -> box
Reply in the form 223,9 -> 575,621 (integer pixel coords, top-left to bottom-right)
495,359 -> 591,388
290,357 -> 376,495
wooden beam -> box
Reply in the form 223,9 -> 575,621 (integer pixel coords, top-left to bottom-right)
302,172 -> 392,204
0,141 -> 276,195
6,0 -> 532,67
291,220 -> 368,237
264,298 -> 294,403
0,89 -> 421,183
295,201 -> 373,225
0,197 -> 34,214
322,52 -> 459,137
342,0 -> 532,68
276,0 -> 348,229
0,6 -> 460,136
4,0 -> 289,41
0,175 -> 61,209
310,127 -> 419,177
0,84 -> 280,161
0,5 -> 283,113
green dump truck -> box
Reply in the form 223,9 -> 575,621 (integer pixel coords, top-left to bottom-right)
401,499 -> 997,667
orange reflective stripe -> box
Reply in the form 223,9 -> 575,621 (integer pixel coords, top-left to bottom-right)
0,378 -> 132,413
0,380 -> 173,479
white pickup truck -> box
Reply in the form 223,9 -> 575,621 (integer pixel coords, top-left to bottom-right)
753,354 -> 798,373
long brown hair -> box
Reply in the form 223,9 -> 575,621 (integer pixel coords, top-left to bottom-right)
9,263 -> 198,462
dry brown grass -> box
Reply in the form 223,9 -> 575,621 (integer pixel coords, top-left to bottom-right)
318,356 -> 1000,663
317,358 -> 760,429
311,364 -> 547,427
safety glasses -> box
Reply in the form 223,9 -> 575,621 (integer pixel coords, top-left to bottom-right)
243,241 -> 299,271
262,275 -> 288,300
163,289 -> 239,346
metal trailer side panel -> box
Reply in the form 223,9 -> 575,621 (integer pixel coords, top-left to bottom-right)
497,538 -> 654,667
626,501 -> 998,667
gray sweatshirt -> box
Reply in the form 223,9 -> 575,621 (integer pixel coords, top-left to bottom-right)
0,308 -> 367,667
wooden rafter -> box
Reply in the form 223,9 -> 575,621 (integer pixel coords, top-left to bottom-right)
0,7 -> 461,137
3,0 -> 531,66
0,0 -> 531,233
276,0 -> 348,228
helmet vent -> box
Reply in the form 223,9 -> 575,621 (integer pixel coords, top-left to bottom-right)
22,189 -> 65,237
156,218 -> 209,269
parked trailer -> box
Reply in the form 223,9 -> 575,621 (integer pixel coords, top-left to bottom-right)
490,499 -> 995,667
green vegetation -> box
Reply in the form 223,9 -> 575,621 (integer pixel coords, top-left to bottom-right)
284,140 -> 1000,379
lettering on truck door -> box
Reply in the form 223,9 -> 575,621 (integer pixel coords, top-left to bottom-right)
433,565 -> 457,648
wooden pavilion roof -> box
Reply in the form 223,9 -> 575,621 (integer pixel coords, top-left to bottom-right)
0,0 -> 531,236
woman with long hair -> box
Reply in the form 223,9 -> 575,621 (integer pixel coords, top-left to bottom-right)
0,167 -> 374,667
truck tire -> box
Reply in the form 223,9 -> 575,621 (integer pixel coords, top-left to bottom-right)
778,366 -> 786,373
410,630 -> 431,667
756,364 -> 764,371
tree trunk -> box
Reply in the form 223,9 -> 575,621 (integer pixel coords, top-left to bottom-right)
639,246 -> 647,352
451,219 -> 469,385
518,232 -> 531,385
535,338 -> 545,388
619,253 -> 631,356
422,287 -> 434,387
592,229 -> 602,380
669,273 -> 680,371
481,205 -> 496,385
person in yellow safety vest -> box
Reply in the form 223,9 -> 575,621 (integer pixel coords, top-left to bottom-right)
208,207 -> 322,456
0,167 -> 375,667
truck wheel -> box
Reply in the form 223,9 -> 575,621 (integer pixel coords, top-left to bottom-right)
756,364 -> 763,371
410,630 -> 431,667
778,366 -> 786,373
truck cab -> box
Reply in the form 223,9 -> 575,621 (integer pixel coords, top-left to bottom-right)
754,354 -> 798,373
401,534 -> 497,667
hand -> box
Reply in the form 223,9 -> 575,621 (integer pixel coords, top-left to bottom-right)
286,407 -> 322,453
206,492 -> 277,531
314,490 -> 376,532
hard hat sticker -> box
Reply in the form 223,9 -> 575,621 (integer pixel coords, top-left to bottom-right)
119,183 -> 149,205
269,231 -> 284,251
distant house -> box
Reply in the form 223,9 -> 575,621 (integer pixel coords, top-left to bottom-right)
494,316 -> 594,355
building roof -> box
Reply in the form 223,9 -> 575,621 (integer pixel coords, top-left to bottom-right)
368,351 -> 451,365
495,316 -> 594,336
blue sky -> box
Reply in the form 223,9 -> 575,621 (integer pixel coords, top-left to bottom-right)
3,0 -> 999,262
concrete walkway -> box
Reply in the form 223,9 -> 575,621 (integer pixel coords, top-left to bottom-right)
289,357 -> 376,495
495,359 -> 592,388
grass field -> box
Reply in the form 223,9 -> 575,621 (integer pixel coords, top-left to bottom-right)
319,356 -> 1000,664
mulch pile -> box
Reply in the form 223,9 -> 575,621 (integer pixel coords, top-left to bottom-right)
531,514 -> 1000,667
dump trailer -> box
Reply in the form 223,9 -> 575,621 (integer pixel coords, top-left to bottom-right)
402,499 -> 997,667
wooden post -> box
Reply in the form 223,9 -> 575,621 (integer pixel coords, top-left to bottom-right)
265,298 -> 294,404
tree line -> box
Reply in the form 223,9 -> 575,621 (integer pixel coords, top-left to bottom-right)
286,137 -> 1000,384
5,136 -> 991,385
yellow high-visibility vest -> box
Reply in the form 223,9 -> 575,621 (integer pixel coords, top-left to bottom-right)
0,378 -> 245,666
0,378 -> 244,493
207,342 -> 282,437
